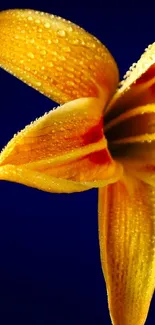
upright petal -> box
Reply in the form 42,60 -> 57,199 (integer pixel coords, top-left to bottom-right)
0,97 -> 122,193
0,9 -> 119,104
98,176 -> 155,325
105,42 -> 155,123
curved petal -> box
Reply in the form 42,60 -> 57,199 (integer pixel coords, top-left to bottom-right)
105,103 -> 155,145
0,97 -> 122,193
105,103 -> 155,187
105,42 -> 155,123
0,9 -> 119,104
98,176 -> 155,325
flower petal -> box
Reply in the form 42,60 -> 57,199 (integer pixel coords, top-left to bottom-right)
0,97 -> 122,193
105,103 -> 155,145
0,9 -> 118,104
105,102 -> 155,187
98,176 -> 155,325
105,42 -> 155,123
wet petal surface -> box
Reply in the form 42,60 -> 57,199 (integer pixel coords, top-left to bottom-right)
98,176 -> 155,325
0,97 -> 122,192
0,9 -> 119,104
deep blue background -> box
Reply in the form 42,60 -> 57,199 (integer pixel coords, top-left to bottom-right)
0,1 -> 155,324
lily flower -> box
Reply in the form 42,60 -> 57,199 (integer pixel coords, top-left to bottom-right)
0,8 -> 155,325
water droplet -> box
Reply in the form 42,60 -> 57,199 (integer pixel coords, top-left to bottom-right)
44,22 -> 50,28
52,51 -> 57,56
35,19 -> 41,24
75,77 -> 81,83
67,72 -> 74,78
57,30 -> 66,37
27,52 -> 34,59
67,80 -> 75,86
48,62 -> 54,68
40,49 -> 47,55
59,84 -> 64,90
72,90 -> 78,95
59,56 -> 66,61
29,39 -> 34,45
57,66 -> 63,71
63,46 -> 71,52
36,81 -> 41,87
72,39 -> 79,45
67,26 -> 73,32
53,39 -> 59,44
95,54 -> 100,60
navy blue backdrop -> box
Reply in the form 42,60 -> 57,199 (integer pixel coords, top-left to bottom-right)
0,1 -> 155,324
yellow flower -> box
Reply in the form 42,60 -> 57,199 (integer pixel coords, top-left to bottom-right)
0,8 -> 155,325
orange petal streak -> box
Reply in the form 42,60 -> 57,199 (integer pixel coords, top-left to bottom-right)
0,9 -> 119,104
0,97 -> 122,193
98,176 -> 155,325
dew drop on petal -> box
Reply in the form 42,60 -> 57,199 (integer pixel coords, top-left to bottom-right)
36,81 -> 41,87
40,49 -> 47,55
44,22 -> 50,28
28,16 -> 33,21
35,19 -> 41,24
57,29 -> 66,37
27,52 -> 35,59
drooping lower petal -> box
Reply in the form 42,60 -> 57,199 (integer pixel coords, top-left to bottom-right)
0,9 -> 119,104
0,97 -> 122,193
98,176 -> 155,325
